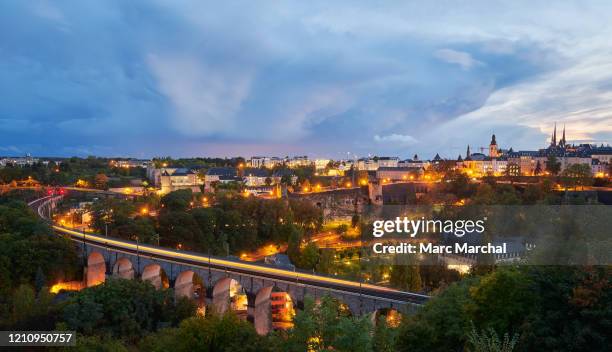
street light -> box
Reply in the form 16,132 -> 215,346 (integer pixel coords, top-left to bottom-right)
132,235 -> 140,273
103,208 -> 113,237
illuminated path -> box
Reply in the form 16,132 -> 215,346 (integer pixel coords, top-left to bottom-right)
30,195 -> 429,333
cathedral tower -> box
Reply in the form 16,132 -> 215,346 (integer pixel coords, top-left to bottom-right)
489,134 -> 498,158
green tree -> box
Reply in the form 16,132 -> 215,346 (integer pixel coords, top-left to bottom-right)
161,189 -> 193,212
0,203 -> 79,288
467,268 -> 535,334
372,316 -> 399,352
281,295 -> 372,352
286,227 -> 303,266
94,173 -> 109,190
443,171 -> 475,199
71,335 -> 128,352
390,260 -> 422,292
545,155 -> 561,176
35,266 -> 46,293
467,326 -> 519,352
11,284 -> 36,324
157,211 -> 203,250
62,279 -> 176,341
140,314 -> 267,352
560,163 -> 592,190
289,199 -> 323,234
396,279 -> 475,352
534,160 -> 542,176
299,242 -> 320,270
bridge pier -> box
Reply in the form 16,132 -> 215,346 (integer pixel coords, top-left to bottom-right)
56,225 -> 426,335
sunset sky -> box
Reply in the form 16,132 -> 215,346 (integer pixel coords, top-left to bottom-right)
1,1 -> 611,159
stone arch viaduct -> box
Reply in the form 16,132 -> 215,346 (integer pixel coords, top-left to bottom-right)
32,195 -> 429,335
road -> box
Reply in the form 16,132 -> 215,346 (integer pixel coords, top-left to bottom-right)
240,243 -> 287,262
309,231 -> 362,249
30,196 -> 430,305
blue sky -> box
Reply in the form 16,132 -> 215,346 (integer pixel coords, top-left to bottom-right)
1,1 -> 611,159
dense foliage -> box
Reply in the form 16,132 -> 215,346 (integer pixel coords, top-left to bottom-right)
140,313 -> 267,352
0,157 -> 145,188
397,266 -> 611,352
62,278 -> 195,342
0,196 -> 79,329
89,189 -> 323,258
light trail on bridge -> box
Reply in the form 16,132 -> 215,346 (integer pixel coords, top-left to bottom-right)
30,196 -> 430,306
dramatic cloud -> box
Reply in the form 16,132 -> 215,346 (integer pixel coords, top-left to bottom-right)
434,49 -> 483,70
374,134 -> 418,146
147,53 -> 253,136
0,0 -> 611,158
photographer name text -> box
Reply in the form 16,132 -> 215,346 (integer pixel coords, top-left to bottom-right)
372,242 -> 507,254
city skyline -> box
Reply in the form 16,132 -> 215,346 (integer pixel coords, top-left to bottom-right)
2,1 -> 612,158
2,124 -> 609,161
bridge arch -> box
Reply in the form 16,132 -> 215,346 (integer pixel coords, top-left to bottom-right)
86,252 -> 106,287
141,264 -> 169,289
174,270 -> 205,310
371,307 -> 402,328
112,257 -> 134,280
212,277 -> 248,318
254,286 -> 295,335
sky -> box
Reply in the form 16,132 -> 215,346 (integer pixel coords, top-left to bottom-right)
1,0 -> 612,160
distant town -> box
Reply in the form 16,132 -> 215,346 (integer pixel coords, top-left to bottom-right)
3,124 -> 610,199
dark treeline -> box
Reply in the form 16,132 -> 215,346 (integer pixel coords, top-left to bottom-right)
0,191 -> 80,330
0,157 -> 145,188
421,171 -> 603,205
89,189 -> 323,258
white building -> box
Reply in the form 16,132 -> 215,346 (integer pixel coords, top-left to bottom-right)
482,158 -> 508,175
357,158 -> 379,171
399,155 -> 431,170
377,157 -> 400,168
159,168 -> 203,194
591,159 -> 609,177
314,159 -> 331,171
591,148 -> 612,164
243,168 -> 271,186
287,156 -> 311,168
249,157 -> 268,168
111,159 -> 151,169
0,155 -> 40,167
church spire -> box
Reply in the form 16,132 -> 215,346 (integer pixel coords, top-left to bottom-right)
561,124 -> 566,147
466,145 -> 471,158
489,135 -> 498,158
552,122 -> 557,146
